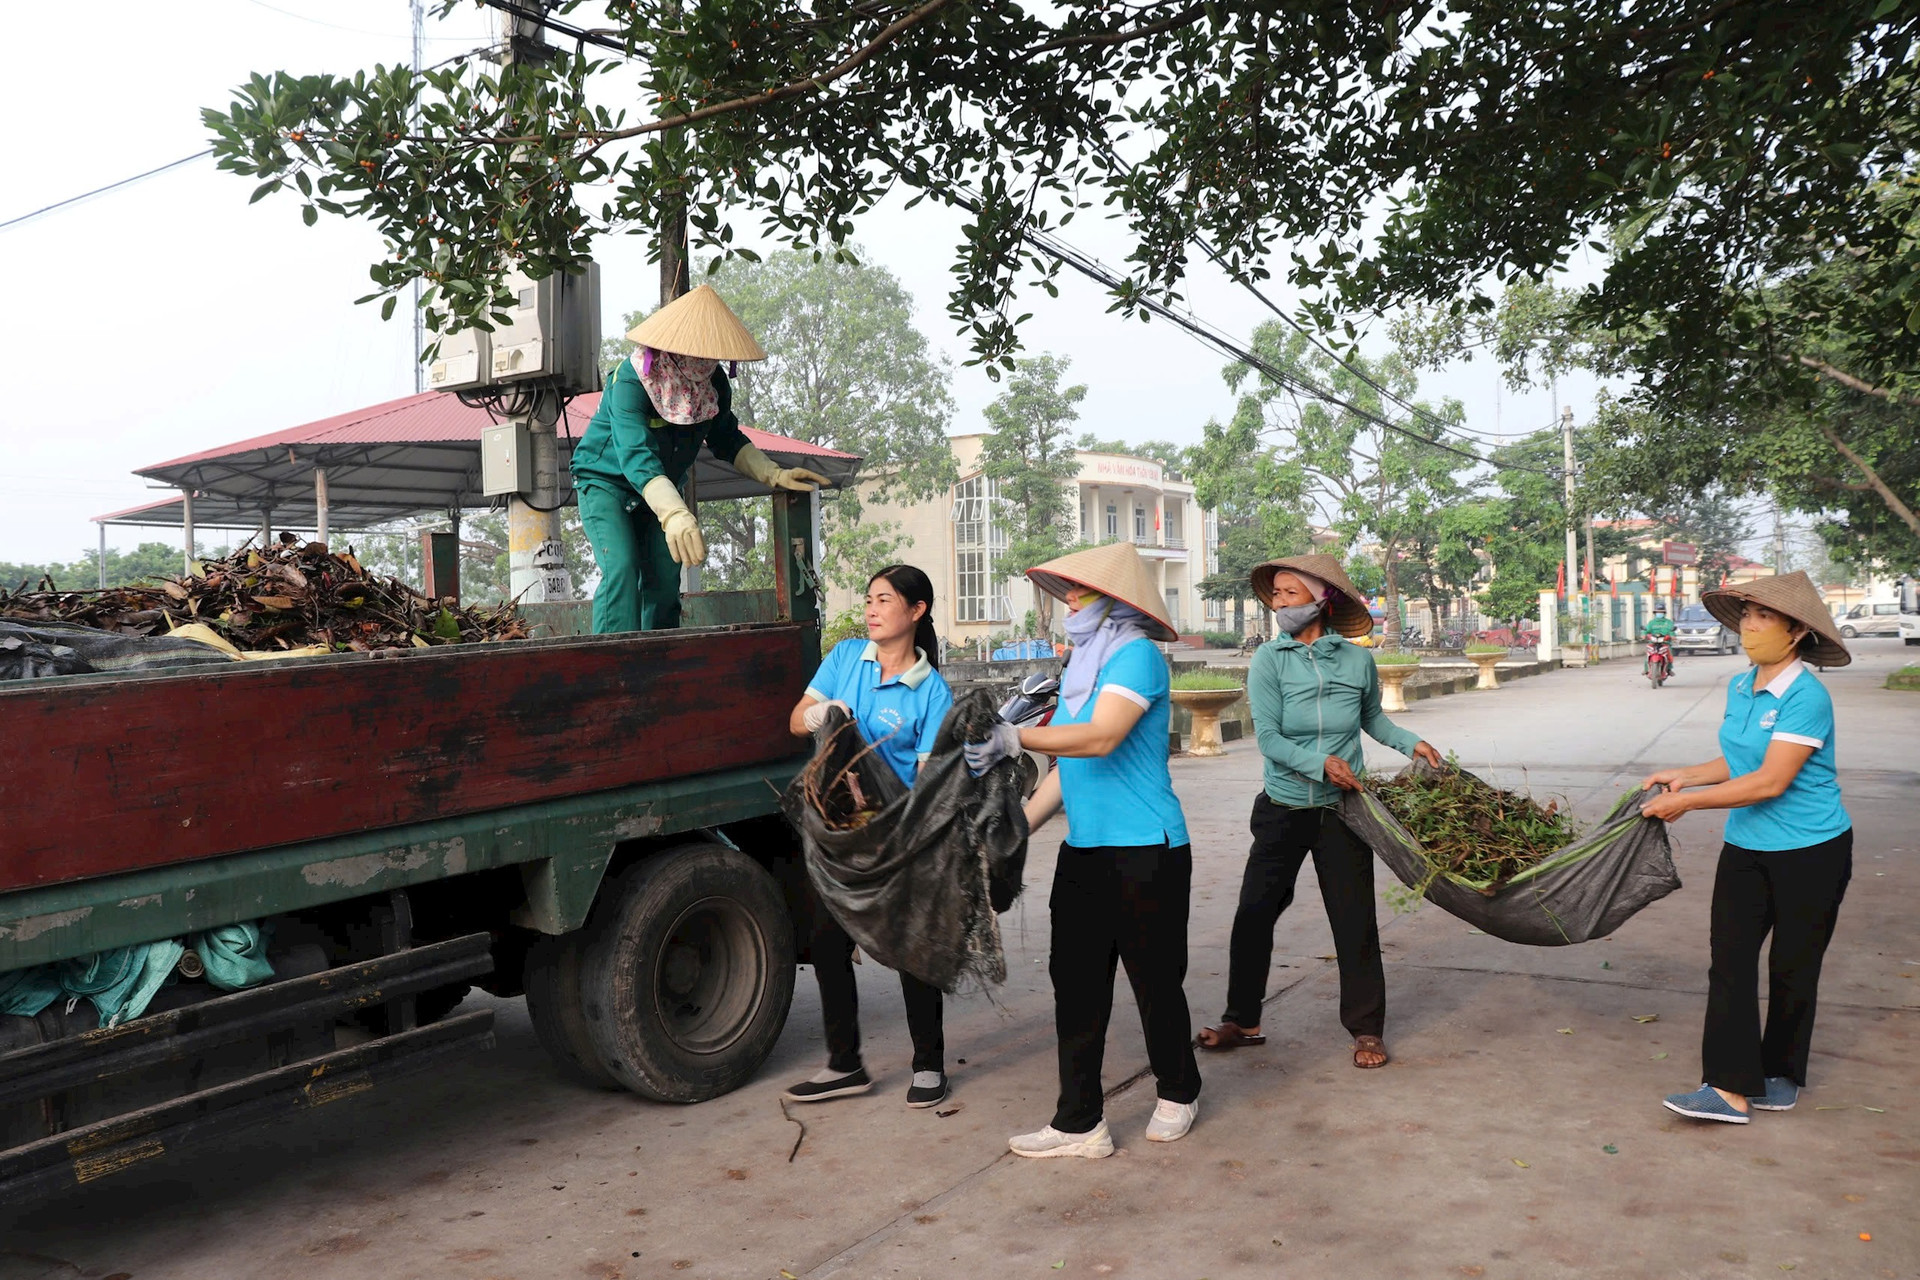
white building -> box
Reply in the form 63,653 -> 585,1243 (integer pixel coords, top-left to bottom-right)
828,435 -> 1216,645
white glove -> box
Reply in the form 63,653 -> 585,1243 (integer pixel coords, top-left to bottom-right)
802,699 -> 851,732
964,722 -> 1023,776
641,475 -> 707,567
733,443 -> 832,493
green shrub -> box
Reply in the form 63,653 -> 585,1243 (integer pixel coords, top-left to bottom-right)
1888,664 -> 1920,691
1464,640 -> 1507,654
1170,670 -> 1243,691
1201,630 -> 1242,648
822,607 -> 866,648
1374,651 -> 1422,665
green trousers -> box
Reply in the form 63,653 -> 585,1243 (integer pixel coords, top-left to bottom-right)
578,482 -> 683,633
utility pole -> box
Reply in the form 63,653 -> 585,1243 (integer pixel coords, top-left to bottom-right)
409,0 -> 425,394
502,9 -> 573,606
1773,501 -> 1787,576
1561,405 -> 1579,617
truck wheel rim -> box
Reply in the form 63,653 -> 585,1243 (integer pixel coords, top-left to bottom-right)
653,895 -> 767,1055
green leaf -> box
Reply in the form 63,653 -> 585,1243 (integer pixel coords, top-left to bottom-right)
381,296 -> 397,321
301,204 -> 317,226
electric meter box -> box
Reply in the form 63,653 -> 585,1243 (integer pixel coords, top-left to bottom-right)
487,263 -> 603,395
427,325 -> 492,392
482,421 -> 534,497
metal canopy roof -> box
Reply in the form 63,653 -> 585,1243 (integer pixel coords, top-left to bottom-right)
108,389 -> 863,532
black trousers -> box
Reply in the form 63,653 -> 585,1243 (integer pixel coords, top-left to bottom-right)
1223,796 -> 1385,1039
810,911 -> 944,1075
1049,841 -> 1202,1134
1703,831 -> 1852,1097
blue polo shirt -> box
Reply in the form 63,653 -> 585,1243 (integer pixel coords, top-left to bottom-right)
1719,660 -> 1850,851
805,638 -> 953,788
1055,637 -> 1190,849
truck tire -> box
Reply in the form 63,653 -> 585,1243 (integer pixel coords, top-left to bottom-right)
524,932 -> 623,1090
580,842 -> 796,1103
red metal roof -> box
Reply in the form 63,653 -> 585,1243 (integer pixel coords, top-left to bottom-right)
141,389 -> 857,472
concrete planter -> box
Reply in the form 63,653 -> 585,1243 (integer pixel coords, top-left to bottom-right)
1374,662 -> 1419,712
1170,689 -> 1242,757
1466,651 -> 1505,690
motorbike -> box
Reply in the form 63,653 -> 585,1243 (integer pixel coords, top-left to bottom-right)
1644,635 -> 1673,689
1237,632 -> 1263,656
996,672 -> 1060,798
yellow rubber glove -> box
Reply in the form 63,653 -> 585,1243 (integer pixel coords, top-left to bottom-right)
733,443 -> 831,493
641,476 -> 707,567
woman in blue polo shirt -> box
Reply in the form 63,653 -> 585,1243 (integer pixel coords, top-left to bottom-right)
1639,572 -> 1853,1125
965,541 -> 1201,1159
783,564 -> 954,1110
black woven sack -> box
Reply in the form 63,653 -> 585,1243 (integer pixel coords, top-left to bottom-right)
780,689 -> 1028,991
1338,759 -> 1681,946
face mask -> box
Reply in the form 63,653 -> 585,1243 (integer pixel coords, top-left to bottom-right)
1740,620 -> 1798,666
1274,602 -> 1325,635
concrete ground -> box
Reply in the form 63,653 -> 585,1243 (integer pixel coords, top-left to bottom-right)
4,644 -> 1916,1280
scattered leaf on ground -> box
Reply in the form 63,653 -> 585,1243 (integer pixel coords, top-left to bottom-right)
1602,1144 -> 1618,1154
1631,1014 -> 1659,1024
1053,1262 -> 1067,1270
1511,1158 -> 1530,1168
1861,1106 -> 1886,1113
1601,960 -> 1612,969
1557,1027 -> 1574,1035
1651,1052 -> 1670,1060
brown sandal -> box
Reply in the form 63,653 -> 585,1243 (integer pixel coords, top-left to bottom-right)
1353,1035 -> 1388,1069
1198,1022 -> 1267,1051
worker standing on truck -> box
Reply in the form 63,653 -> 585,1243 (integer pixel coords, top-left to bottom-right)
573,285 -> 831,632
785,565 -> 956,1109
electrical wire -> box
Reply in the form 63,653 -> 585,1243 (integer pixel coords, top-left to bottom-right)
983,201 -> 1560,478
1,151 -> 210,232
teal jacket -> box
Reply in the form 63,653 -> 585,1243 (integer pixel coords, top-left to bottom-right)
1248,632 -> 1423,808
571,357 -> 752,505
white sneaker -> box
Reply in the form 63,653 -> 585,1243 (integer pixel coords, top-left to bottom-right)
1007,1120 -> 1115,1159
1144,1099 -> 1197,1142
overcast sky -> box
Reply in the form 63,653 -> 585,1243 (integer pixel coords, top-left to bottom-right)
0,1 -> 1606,566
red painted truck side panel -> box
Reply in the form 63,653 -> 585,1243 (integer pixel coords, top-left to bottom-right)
0,626 -> 808,893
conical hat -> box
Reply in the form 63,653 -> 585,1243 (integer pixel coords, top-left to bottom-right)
627,285 -> 767,361
1250,553 -> 1373,638
1702,571 -> 1850,668
1027,541 -> 1179,642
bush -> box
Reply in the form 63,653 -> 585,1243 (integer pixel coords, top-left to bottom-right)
1374,651 -> 1422,665
1464,641 -> 1507,654
822,606 -> 866,648
1201,630 -> 1242,648
1170,670 -> 1243,691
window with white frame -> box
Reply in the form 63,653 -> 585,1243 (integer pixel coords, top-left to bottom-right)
1104,502 -> 1118,540
1165,501 -> 1183,547
951,475 -> 1009,622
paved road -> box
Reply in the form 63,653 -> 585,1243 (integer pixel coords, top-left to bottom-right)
4,645 -> 1916,1280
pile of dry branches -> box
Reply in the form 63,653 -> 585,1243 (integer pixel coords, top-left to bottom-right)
0,534 -> 528,652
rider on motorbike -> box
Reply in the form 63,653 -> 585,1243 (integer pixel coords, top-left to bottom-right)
1644,600 -> 1676,674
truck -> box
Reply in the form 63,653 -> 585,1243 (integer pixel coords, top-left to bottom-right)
0,491 -> 824,1203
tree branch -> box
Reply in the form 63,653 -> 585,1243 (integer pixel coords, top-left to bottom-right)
433,0 -> 959,148
1018,2 -> 1208,59
1818,424 -> 1920,539
1795,355 -> 1920,410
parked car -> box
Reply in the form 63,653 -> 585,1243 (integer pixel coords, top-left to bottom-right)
1672,603 -> 1739,654
1839,601 -> 1903,638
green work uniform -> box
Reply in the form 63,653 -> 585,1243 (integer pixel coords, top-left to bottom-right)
1644,615 -> 1676,639
573,357 -> 751,633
